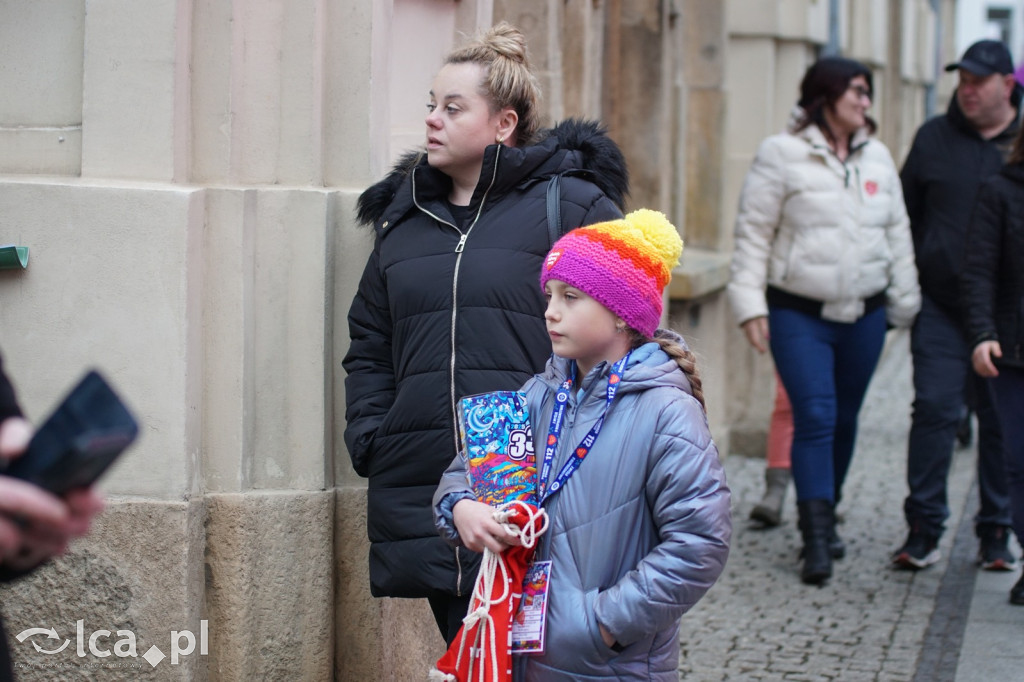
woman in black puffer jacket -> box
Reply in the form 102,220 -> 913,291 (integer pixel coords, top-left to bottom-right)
962,124 -> 1024,606
342,23 -> 628,643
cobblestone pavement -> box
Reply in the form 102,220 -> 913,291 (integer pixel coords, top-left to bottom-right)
677,331 -> 981,681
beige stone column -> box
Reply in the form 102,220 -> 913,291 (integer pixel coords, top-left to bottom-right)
718,0 -> 828,456
0,0 -> 343,678
0,175 -> 209,680
0,1 -> 84,175
81,0 -> 191,181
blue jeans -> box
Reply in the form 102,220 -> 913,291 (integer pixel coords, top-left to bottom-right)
905,294 -> 1009,536
769,305 -> 887,503
991,367 -> 1024,545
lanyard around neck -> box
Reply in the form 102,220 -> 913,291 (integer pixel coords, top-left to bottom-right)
537,352 -> 631,505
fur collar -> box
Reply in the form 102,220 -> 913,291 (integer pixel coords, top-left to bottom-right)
356,118 -> 629,226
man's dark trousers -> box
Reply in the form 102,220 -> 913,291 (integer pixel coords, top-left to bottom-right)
905,294 -> 1011,535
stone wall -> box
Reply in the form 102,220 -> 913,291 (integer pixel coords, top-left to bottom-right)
0,0 -> 378,678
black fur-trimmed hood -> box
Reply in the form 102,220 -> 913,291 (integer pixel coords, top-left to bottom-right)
356,118 -> 629,226
542,118 -> 629,208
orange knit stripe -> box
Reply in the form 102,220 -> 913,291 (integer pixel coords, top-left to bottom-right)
577,228 -> 669,287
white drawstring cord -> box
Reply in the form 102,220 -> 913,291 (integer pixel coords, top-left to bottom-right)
428,501 -> 548,682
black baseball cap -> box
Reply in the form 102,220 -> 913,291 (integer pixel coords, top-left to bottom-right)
944,39 -> 1014,76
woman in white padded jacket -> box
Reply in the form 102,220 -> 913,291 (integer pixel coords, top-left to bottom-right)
728,56 -> 920,585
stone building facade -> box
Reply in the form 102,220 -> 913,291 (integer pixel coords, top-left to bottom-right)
0,0 -> 955,679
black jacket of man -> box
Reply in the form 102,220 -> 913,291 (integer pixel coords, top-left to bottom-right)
900,88 -> 1022,313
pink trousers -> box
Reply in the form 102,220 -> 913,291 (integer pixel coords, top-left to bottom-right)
767,371 -> 793,469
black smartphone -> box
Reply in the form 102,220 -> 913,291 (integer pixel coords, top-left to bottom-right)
3,370 -> 138,495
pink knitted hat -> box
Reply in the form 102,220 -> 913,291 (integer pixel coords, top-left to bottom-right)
540,209 -> 683,337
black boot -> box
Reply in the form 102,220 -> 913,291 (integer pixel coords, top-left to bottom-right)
800,522 -> 845,558
798,500 -> 834,585
831,491 -> 846,559
829,525 -> 846,559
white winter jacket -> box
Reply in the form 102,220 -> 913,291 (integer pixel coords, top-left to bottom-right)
727,122 -> 920,326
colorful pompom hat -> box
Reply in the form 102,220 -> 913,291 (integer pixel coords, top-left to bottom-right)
540,209 -> 683,337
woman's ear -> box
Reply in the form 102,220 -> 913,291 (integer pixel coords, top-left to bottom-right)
496,108 -> 519,145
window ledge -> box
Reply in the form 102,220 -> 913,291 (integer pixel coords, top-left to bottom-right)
669,248 -> 731,300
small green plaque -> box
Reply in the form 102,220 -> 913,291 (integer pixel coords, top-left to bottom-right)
0,246 -> 29,269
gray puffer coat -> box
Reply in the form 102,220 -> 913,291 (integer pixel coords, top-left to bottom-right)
434,340 -> 732,680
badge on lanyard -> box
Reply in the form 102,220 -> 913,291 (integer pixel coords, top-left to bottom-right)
511,560 -> 552,654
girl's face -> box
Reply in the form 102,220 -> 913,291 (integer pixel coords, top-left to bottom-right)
826,75 -> 871,138
543,280 -> 632,378
425,62 -> 510,188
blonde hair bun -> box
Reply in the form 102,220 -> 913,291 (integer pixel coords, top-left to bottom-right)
481,22 -> 530,65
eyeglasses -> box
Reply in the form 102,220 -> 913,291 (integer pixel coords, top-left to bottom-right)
848,85 -> 872,101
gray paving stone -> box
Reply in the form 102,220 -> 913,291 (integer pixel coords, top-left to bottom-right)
675,331 -> 1011,682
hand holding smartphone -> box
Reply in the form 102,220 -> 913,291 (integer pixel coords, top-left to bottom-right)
2,370 -> 138,495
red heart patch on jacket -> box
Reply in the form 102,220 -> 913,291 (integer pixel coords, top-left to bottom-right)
864,180 -> 878,196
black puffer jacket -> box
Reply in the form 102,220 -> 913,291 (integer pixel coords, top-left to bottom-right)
900,90 -> 1021,312
962,162 -> 1024,368
343,119 -> 629,598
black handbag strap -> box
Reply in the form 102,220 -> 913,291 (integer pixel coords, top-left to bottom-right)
545,169 -> 597,248
546,173 -> 563,248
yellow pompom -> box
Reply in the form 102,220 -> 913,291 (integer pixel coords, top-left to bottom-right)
622,209 -> 683,271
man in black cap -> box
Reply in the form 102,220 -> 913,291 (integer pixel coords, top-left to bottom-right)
894,39 -> 1021,572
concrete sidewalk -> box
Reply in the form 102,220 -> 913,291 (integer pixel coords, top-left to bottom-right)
677,330 -> 1024,681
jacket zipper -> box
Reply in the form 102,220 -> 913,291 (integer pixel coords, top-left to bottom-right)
449,157 -> 500,597
412,149 -> 503,596
820,139 -> 867,188
447,152 -> 501,452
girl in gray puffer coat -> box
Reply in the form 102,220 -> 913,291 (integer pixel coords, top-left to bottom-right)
434,210 -> 731,681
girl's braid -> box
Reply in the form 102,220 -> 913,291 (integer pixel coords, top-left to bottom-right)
656,337 -> 706,412
629,329 -> 706,412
